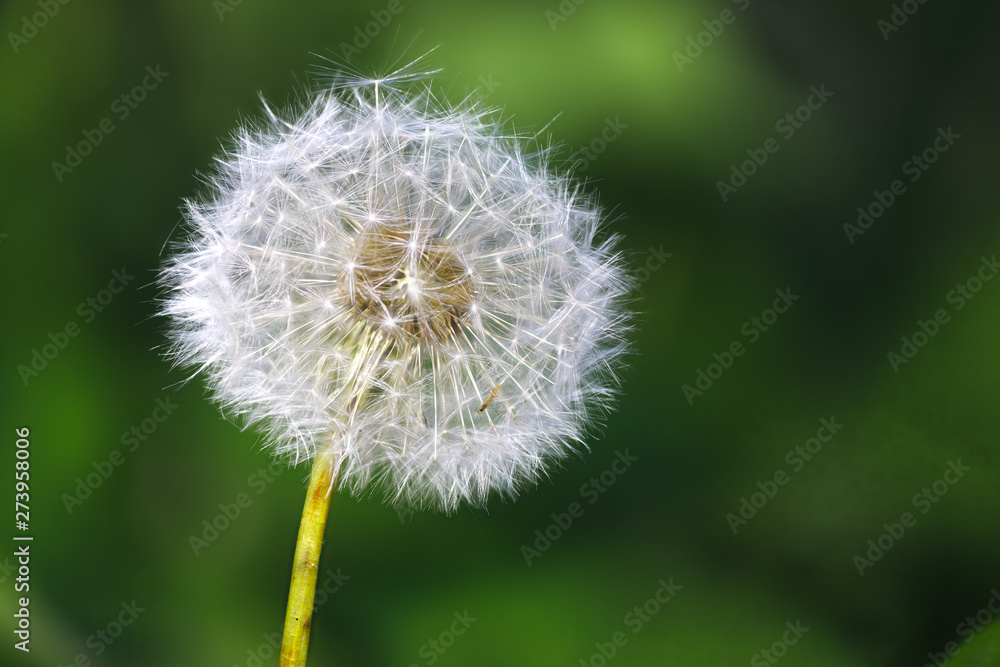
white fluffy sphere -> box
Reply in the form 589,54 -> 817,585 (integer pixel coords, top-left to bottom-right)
161,72 -> 630,511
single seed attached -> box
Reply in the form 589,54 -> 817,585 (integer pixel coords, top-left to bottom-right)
479,383 -> 502,412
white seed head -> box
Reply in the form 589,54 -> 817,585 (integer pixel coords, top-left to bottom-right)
161,70 -> 630,511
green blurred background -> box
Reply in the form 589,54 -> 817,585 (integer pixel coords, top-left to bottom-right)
2,1 -> 999,665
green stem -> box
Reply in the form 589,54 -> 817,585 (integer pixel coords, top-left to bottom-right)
280,450 -> 336,667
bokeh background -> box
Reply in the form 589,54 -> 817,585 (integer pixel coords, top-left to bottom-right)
2,1 -> 1000,665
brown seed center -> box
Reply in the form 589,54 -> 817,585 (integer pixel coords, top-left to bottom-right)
342,222 -> 475,343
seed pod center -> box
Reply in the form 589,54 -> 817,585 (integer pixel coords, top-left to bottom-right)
342,222 -> 475,343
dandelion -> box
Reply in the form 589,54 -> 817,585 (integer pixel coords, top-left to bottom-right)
161,62 -> 630,665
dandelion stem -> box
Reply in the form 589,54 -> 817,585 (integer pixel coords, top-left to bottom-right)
280,450 -> 336,667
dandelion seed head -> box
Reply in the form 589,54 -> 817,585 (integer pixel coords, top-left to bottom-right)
161,69 -> 630,511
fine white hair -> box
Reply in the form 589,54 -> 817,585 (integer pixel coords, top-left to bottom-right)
161,68 -> 630,511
